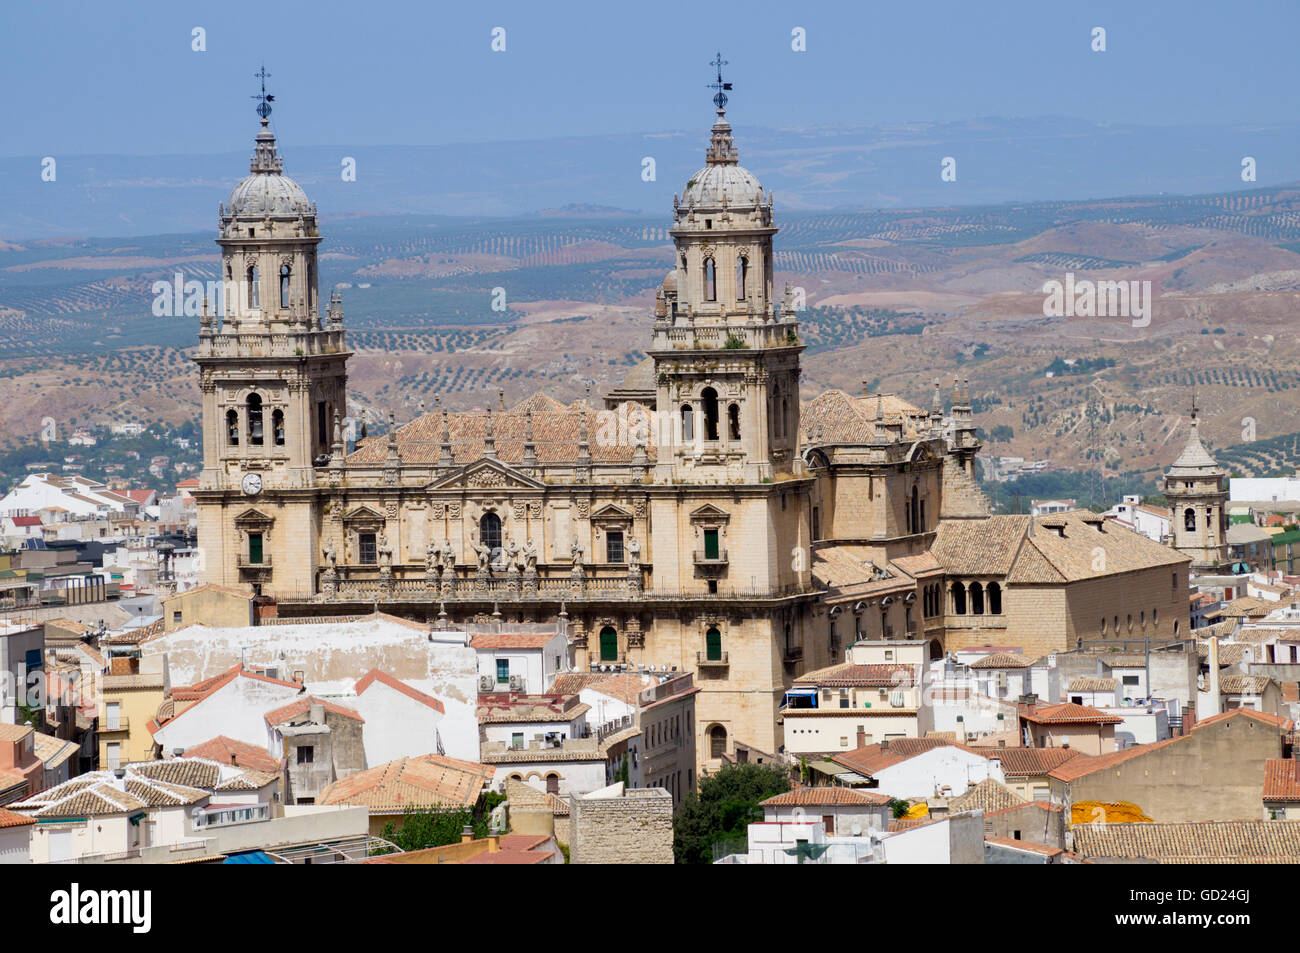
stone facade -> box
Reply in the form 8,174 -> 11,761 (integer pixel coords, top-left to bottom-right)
567,784 -> 673,864
195,91 -> 1194,780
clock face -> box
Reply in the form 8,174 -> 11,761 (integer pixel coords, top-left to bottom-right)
241,472 -> 263,496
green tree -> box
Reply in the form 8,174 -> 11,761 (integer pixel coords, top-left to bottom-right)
672,763 -> 790,864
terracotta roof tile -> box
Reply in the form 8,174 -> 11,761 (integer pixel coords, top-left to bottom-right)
1263,759 -> 1300,802
1074,820 -> 1300,863
264,697 -> 364,726
319,754 -> 493,812
760,787 -> 892,807
181,736 -> 280,773
1021,702 -> 1123,725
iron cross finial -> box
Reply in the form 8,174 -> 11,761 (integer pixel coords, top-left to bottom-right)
252,64 -> 275,121
708,52 -> 732,112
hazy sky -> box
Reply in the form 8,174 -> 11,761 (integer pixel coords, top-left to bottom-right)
2,0 -> 1296,157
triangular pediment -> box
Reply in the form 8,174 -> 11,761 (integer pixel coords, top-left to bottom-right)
233,507 -> 274,525
426,459 -> 545,492
591,503 -> 634,521
689,503 -> 731,522
342,505 -> 386,522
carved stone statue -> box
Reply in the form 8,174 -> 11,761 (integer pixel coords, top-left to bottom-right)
504,536 -> 521,573
323,538 -> 337,570
570,535 -> 585,571
522,537 -> 538,571
626,535 -> 641,571
425,540 -> 441,575
443,539 -> 454,570
473,536 -> 491,573
377,533 -> 393,570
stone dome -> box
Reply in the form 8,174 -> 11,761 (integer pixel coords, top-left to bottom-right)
225,120 -> 312,220
681,162 -> 764,209
226,172 -> 312,218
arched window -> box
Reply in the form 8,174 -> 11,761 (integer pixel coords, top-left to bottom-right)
226,409 -> 239,446
910,485 -> 920,534
1184,507 -> 1196,532
701,387 -> 719,441
279,263 -> 291,309
307,262 -> 315,312
709,724 -> 727,759
705,626 -> 722,661
680,404 -> 694,443
480,512 -> 502,561
736,256 -> 748,301
951,582 -> 967,615
987,582 -> 1002,615
247,265 -> 259,309
704,257 -> 716,302
772,385 -> 783,438
545,773 -> 560,795
247,394 -> 264,446
727,403 -> 741,441
599,625 -> 618,662
969,582 -> 985,615
1101,617 -> 1107,636
272,409 -> 285,446
1174,620 -> 1180,636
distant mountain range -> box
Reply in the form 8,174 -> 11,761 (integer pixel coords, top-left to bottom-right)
4,116 -> 1300,238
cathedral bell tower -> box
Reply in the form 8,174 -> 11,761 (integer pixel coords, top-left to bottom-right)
651,55 -> 802,484
193,70 -> 350,593
1160,404 -> 1229,573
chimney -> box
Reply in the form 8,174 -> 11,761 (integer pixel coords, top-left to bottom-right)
487,833 -> 500,853
879,739 -> 890,752
856,728 -> 866,749
997,739 -> 1006,748
309,701 -> 325,724
460,825 -> 474,844
1206,637 -> 1222,718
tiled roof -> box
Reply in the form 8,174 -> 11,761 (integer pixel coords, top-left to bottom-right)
1222,596 -> 1272,618
9,766 -> 211,819
1219,675 -> 1273,695
832,738 -> 980,776
129,759 -> 221,789
793,662 -> 917,689
355,669 -> 445,713
550,672 -> 613,695
760,787 -> 892,808
969,652 -> 1032,670
347,396 -> 657,466
319,754 -> 493,812
0,723 -> 33,742
932,516 -> 1031,577
1197,641 -> 1248,666
983,800 -> 1064,819
0,807 -> 34,828
949,778 -> 1027,814
1073,821 -> 1300,863
214,770 -> 279,791
264,697 -> 364,726
989,747 -> 1084,777
469,631 -> 560,650
799,390 -> 928,446
1263,759 -> 1300,802
181,736 -> 280,773
1013,511 -> 1188,583
1021,702 -> 1123,725
1067,677 -> 1118,692
167,665 -> 301,703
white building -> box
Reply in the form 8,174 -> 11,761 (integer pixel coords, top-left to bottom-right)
1231,474 -> 1300,504
350,668 -> 454,764
471,628 -> 569,695
1104,495 -> 1170,544
832,738 -> 1006,800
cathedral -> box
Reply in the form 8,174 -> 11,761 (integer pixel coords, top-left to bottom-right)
195,83 -> 1192,775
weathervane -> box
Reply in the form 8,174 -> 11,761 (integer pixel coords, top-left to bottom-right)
708,51 -> 732,112
252,64 -> 275,121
